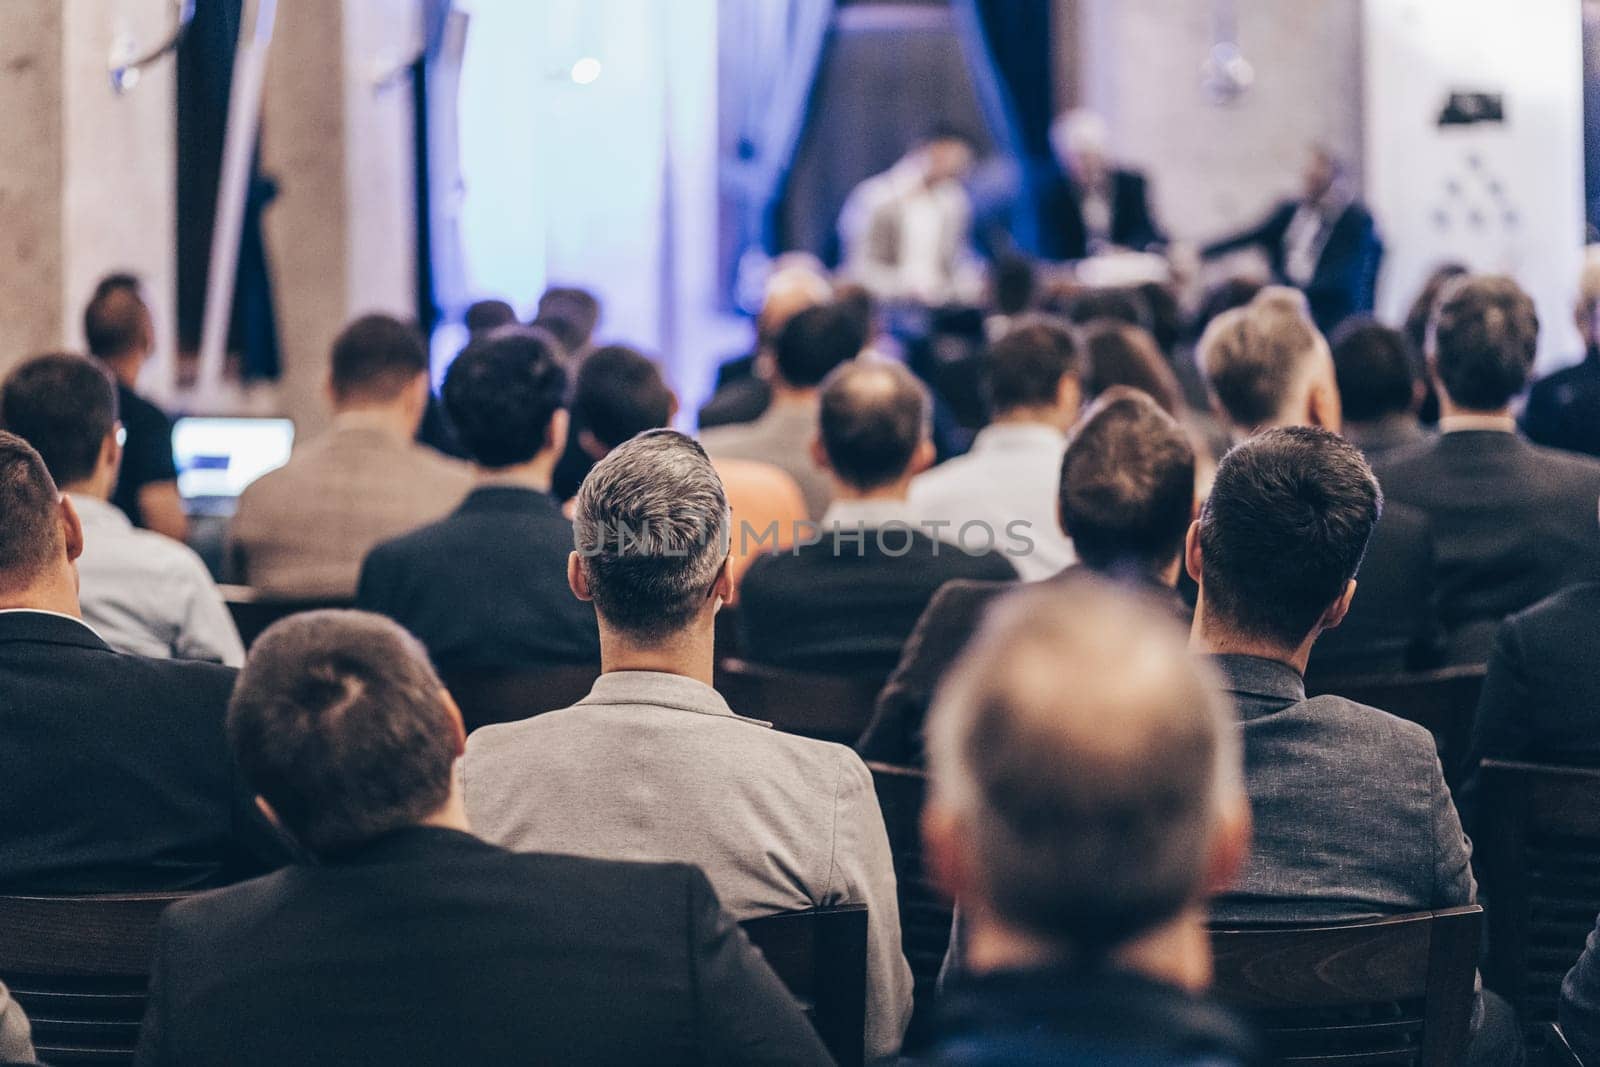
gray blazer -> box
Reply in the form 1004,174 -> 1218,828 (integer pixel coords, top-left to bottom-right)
462,670 -> 913,1064
701,400 -> 832,520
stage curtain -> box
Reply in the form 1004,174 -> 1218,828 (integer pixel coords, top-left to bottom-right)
961,0 -> 1052,255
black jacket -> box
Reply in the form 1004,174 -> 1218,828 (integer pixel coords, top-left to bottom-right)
1037,166 -> 1166,261
0,610 -> 281,892
134,827 -> 831,1066
1521,347 -> 1600,459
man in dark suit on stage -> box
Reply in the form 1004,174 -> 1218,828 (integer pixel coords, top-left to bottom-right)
1203,146 -> 1381,337
1037,110 -> 1166,261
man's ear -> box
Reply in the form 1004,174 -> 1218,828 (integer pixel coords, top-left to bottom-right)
666,389 -> 681,424
922,803 -> 972,905
1183,519 -> 1204,584
577,429 -> 608,461
810,436 -> 832,474
1319,578 -> 1357,632
1203,786 -> 1252,897
1057,374 -> 1082,425
708,554 -> 734,610
909,438 -> 936,477
101,430 -> 123,481
438,689 -> 468,757
567,551 -> 594,602
59,495 -> 86,564
546,408 -> 571,459
1308,375 -> 1342,435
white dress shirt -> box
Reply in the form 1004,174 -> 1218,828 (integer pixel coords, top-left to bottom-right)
907,422 -> 1076,581
71,494 -> 245,666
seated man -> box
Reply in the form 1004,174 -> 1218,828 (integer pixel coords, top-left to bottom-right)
1192,427 -> 1521,1065
737,361 -> 1015,680
859,388 -> 1196,766
552,343 -> 678,501
1521,248 -> 1600,458
907,315 -> 1082,580
1376,275 -> 1600,662
135,611 -> 828,1067
1199,291 -> 1442,676
0,432 -> 279,892
463,430 -> 912,1062
357,331 -> 599,674
229,314 -> 472,598
1,353 -> 244,665
1330,318 -> 1430,461
920,581 -> 1255,1065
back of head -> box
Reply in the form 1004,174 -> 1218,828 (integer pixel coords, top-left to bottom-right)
441,330 -> 567,469
926,580 -> 1238,956
1198,297 -> 1324,429
227,611 -> 458,855
329,314 -> 429,407
1330,319 -> 1418,423
993,254 -> 1037,316
0,432 -> 65,598
1193,276 -> 1264,342
535,286 -> 601,352
83,273 -> 151,361
1081,321 -> 1184,416
1060,388 -> 1195,572
574,345 -> 674,450
774,303 -> 866,388
982,314 -> 1080,416
1061,286 -> 1150,330
1,354 -> 118,489
1403,263 -> 1469,353
1199,427 -> 1381,648
464,299 -> 518,338
758,265 -> 832,347
573,430 -> 729,642
1135,281 -> 1184,358
818,360 -> 930,491
1431,274 -> 1538,412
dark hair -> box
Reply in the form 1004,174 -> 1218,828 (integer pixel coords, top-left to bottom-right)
330,314 -> 429,404
1060,388 -> 1195,572
1198,300 -> 1323,429
1192,277 -> 1264,342
535,286 -> 601,354
919,119 -> 976,148
993,254 -> 1037,316
1199,428 -> 1381,647
983,315 -> 1080,415
83,273 -> 150,360
1331,319 -> 1418,422
464,299 -> 517,337
1,354 -> 119,488
227,611 -> 458,855
819,361 -> 930,491
1081,321 -> 1184,416
1431,275 -> 1538,411
1403,263 -> 1469,355
0,432 -> 64,594
574,345 -> 673,450
775,303 -> 866,388
1059,286 -> 1151,330
442,330 -> 567,469
1134,281 -> 1185,358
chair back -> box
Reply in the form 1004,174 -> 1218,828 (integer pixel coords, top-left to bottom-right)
1210,905 -> 1482,1066
1479,760 -> 1600,1047
1305,664 -> 1487,786
440,663 -> 602,733
1543,1022 -> 1586,1067
741,906 -> 868,1067
865,761 -> 950,1047
715,659 -> 881,745
0,893 -> 186,1065
219,585 -> 353,648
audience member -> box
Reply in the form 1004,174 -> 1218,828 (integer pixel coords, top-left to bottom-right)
0,431 -> 279,892
228,314 -> 471,598
986,253 -> 1037,337
1199,294 -> 1443,675
740,361 -> 1016,678
1330,318 -> 1429,460
135,610 -> 829,1067
462,430 -> 912,1062
699,260 -> 832,430
463,298 -> 517,338
552,343 -> 676,501
1402,263 -> 1469,425
1192,427 -> 1521,1067
1,354 -> 244,665
83,273 -> 188,541
356,331 -> 599,674
861,388 -> 1196,766
1081,319 -> 1185,415
920,582 -> 1255,1066
908,316 -> 1081,579
1521,247 -> 1600,457
1376,275 -> 1600,661
532,284 -> 601,359
702,302 -> 865,519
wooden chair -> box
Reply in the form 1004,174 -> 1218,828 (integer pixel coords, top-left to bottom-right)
1543,1022 -> 1587,1067
865,761 -> 950,1048
1305,663 -> 1487,786
741,906 -> 868,1067
219,585 -> 353,648
714,659 -> 882,745
439,662 -> 602,734
1478,760 -> 1600,1048
1210,905 -> 1483,1066
0,893 -> 186,1065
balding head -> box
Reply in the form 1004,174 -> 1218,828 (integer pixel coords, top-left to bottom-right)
758,266 -> 833,348
925,580 -> 1245,960
816,360 -> 932,492
1199,292 -> 1338,435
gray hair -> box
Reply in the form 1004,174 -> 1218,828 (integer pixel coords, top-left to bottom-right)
926,579 -> 1241,956
573,429 -> 730,641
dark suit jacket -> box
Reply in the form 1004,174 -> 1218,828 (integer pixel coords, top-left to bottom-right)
134,827 -> 831,1067
0,611 -> 281,892
1203,199 -> 1380,336
1521,347 -> 1600,459
738,529 -> 1017,681
1037,166 -> 1166,261
1375,431 -> 1600,662
356,486 -> 600,674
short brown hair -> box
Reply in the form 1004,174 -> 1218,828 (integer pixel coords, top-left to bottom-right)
983,315 -> 1080,415
1431,274 -> 1538,410
0,432 -> 65,596
818,361 -> 930,491
1199,298 -> 1323,429
329,314 -> 429,404
1081,321 -> 1184,415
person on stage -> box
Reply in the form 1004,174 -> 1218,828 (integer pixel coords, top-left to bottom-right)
1038,109 -> 1166,261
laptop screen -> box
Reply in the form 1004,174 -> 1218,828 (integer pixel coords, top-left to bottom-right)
172,417 -> 295,511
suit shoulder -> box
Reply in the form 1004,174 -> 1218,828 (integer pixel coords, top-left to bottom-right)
1303,693 -> 1437,755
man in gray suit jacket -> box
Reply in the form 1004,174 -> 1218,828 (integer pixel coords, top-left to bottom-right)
1189,427 -> 1522,1065
463,429 -> 913,1063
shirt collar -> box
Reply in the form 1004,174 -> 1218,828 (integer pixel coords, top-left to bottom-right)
970,422 -> 1068,454
65,493 -> 132,529
577,670 -> 772,727
1209,653 -> 1307,706
822,498 -> 914,529
1438,414 -> 1517,435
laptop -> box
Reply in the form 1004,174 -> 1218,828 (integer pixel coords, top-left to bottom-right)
172,417 -> 296,517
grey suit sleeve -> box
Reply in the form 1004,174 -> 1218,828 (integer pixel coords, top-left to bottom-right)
823,750 -> 913,1064
1561,913 -> 1600,1066
687,866 -> 833,1067
1427,749 -> 1477,909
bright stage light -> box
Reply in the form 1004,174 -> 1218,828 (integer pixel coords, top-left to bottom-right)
570,56 -> 602,84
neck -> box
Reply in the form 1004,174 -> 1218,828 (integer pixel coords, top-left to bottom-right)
333,404 -> 417,441
62,475 -> 114,503
964,903 -> 1214,994
102,353 -> 144,390
831,478 -> 911,504
419,786 -> 473,835
991,407 -> 1071,433
0,573 -> 83,620
1437,395 -> 1513,422
597,615 -> 717,687
475,454 -> 556,493
1192,602 -> 1313,676
768,382 -> 819,406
